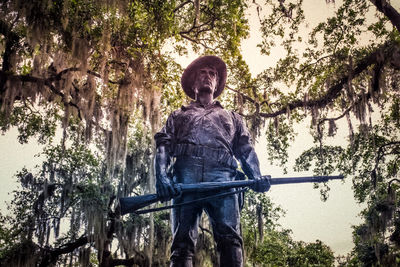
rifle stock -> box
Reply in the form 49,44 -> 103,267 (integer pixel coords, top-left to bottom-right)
119,175 -> 343,215
119,194 -> 160,215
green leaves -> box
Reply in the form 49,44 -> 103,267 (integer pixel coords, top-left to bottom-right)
248,1 -> 400,263
0,105 -> 58,144
0,0 -> 255,264
295,145 -> 344,175
266,116 -> 295,173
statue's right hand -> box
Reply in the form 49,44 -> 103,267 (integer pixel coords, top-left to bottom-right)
156,173 -> 178,202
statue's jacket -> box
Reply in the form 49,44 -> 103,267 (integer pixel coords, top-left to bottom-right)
154,101 -> 261,182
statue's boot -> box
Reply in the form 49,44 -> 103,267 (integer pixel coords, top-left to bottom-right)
219,243 -> 243,267
170,257 -> 193,267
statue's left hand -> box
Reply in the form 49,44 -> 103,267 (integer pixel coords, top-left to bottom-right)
251,175 -> 271,193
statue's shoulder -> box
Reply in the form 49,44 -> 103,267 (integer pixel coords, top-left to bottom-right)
167,104 -> 192,120
179,104 -> 190,112
229,110 -> 243,121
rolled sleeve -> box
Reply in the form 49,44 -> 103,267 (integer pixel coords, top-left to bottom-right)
154,112 -> 175,149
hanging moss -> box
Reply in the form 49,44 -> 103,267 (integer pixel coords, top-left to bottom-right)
345,112 -> 354,143
311,105 -> 319,127
79,246 -> 91,267
328,119 -> 337,136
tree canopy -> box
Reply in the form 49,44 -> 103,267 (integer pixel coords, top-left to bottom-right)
0,0 -> 399,266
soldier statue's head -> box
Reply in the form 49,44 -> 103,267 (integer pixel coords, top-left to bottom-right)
181,55 -> 227,100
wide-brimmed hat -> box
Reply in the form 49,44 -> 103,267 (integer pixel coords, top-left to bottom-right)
181,55 -> 227,99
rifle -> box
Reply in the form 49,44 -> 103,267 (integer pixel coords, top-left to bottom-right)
119,175 -> 343,215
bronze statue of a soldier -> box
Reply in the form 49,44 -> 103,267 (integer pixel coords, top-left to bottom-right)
154,56 -> 270,267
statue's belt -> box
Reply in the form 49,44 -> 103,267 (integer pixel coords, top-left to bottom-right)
172,143 -> 237,168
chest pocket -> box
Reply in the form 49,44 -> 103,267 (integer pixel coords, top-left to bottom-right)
175,112 -> 193,130
218,113 -> 234,137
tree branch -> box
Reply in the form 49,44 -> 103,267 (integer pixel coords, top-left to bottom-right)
179,18 -> 216,36
178,4 -> 217,44
318,106 -> 352,126
0,70 -> 84,119
179,33 -> 214,50
173,0 -> 193,13
228,41 -> 395,121
109,253 -> 148,267
370,0 -> 400,33
39,235 -> 90,267
0,18 -> 20,71
371,141 -> 400,187
257,40 -> 395,118
226,85 -> 258,105
50,67 -> 122,84
0,18 -> 21,93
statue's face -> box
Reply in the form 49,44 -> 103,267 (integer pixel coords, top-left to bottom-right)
193,66 -> 218,95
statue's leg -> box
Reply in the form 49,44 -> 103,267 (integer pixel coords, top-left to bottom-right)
203,167 -> 243,267
170,201 -> 202,267
170,157 -> 203,267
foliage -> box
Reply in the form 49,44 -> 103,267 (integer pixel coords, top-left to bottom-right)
248,0 -> 400,266
242,191 -> 334,266
288,240 -> 335,267
0,0 -> 251,266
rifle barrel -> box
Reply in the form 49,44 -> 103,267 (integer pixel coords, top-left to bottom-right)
180,180 -> 254,191
269,175 -> 343,185
180,175 -> 343,191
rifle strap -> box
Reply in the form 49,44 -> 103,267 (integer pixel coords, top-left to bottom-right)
134,188 -> 248,215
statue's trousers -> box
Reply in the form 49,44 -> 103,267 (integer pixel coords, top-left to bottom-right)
170,155 -> 243,267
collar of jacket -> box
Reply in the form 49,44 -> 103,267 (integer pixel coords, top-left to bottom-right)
180,100 -> 224,111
